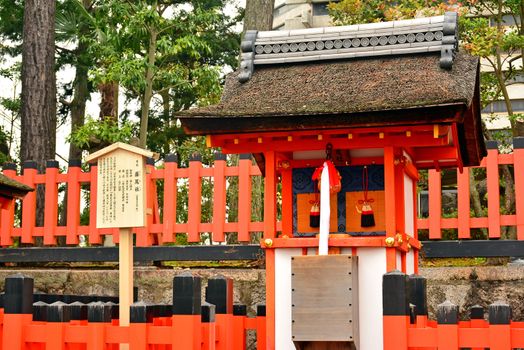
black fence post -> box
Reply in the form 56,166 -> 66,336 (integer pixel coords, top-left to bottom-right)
488,301 -> 512,348
436,300 -> 459,348
201,302 -> 217,348
205,275 -> 233,315
382,271 -> 409,350
233,304 -> 247,350
408,274 -> 427,325
172,272 -> 202,348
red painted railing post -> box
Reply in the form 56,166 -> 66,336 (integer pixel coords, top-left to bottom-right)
201,303 -> 216,350
205,276 -> 233,350
0,163 -> 17,246
211,153 -> 226,243
21,161 -> 38,245
43,160 -> 59,245
45,302 -> 71,350
87,302 -> 112,350
488,301 -> 511,350
436,301 -> 459,350
232,305 -> 247,350
187,154 -> 203,243
129,302 -> 150,349
255,305 -> 266,350
428,169 -> 442,240
2,274 -> 33,350
162,154 -> 178,244
457,167 -> 471,239
172,272 -> 202,349
66,160 -> 82,245
136,158 -> 155,247
238,154 -> 252,243
486,141 -> 501,238
513,138 -> 524,240
470,305 -> 485,350
88,163 -> 102,245
383,271 -> 409,350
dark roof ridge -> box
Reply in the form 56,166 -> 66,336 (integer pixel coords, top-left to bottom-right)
239,12 -> 459,83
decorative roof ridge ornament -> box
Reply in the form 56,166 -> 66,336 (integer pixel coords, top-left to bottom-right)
238,12 -> 459,83
238,30 -> 258,83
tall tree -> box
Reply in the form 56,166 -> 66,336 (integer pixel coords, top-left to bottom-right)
20,0 -> 57,167
244,0 -> 275,32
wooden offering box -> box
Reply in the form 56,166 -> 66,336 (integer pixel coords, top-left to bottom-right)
292,255 -> 359,349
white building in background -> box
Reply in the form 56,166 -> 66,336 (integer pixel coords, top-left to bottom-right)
272,1 -> 523,135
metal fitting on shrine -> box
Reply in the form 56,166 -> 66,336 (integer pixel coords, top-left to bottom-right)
396,234 -> 403,245
385,237 -> 395,247
264,238 -> 273,248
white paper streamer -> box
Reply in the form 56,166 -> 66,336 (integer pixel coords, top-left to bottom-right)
318,162 -> 330,255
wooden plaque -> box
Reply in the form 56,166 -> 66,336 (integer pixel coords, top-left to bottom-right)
292,255 -> 359,344
95,149 -> 147,228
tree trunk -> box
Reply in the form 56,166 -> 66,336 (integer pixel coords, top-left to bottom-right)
98,81 -> 118,122
21,0 -> 56,230
139,30 -> 157,148
243,0 -> 275,33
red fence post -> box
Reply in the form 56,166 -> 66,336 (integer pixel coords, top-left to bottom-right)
457,167 -> 471,239
201,303 -> 216,350
129,302 -> 150,349
382,271 -> 409,350
255,305 -> 266,350
513,138 -> 524,240
205,276 -> 233,350
45,302 -> 71,350
2,274 -> 33,350
436,301 -> 459,350
87,302 -> 112,350
162,154 -> 178,244
172,272 -> 202,349
88,163 -> 101,245
212,153 -> 226,243
136,158 -> 155,247
470,305 -> 485,350
428,169 -> 442,239
66,160 -> 82,245
238,154 -> 252,243
21,161 -> 38,245
43,160 -> 59,245
488,301 -> 511,350
232,305 -> 247,350
187,154 -> 203,243
486,141 -> 501,238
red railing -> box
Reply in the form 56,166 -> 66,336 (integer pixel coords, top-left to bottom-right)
0,154 -> 277,247
1,141 -> 522,247
383,271 -> 524,350
418,144 -> 524,240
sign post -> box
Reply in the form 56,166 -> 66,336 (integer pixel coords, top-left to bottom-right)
86,142 -> 156,349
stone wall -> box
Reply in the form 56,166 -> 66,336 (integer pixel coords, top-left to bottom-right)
1,265 -> 523,320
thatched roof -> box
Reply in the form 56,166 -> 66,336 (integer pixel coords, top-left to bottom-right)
181,51 -> 477,121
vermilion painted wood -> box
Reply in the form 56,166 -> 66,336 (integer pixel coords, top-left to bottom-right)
1,313 -> 31,350
232,315 -> 246,350
384,147 -> 397,271
0,194 -> 14,247
215,314 -> 233,350
202,321 -> 216,350
129,323 -> 147,349
162,161 -> 177,244
66,165 -> 81,245
212,158 -> 226,243
21,167 -> 37,245
489,324 -> 511,350
437,324 -> 458,349
238,157 -> 252,243
486,148 -> 501,238
256,316 -> 266,350
395,162 -> 406,272
383,316 -> 409,350
43,165 -> 59,245
136,163 -> 155,247
428,169 -> 442,239
89,165 -> 102,245
172,315 -> 201,349
514,147 -> 524,240
188,159 -> 203,243
281,168 -> 293,237
457,167 -> 470,239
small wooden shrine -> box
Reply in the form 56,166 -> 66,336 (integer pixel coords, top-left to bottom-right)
180,12 -> 485,350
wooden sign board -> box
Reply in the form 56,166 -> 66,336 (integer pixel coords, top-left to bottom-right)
86,142 -> 155,229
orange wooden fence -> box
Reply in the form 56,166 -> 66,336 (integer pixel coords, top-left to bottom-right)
418,140 -> 524,240
0,153 -> 278,247
1,140 -> 522,247
0,273 -> 266,350
383,270 -> 524,350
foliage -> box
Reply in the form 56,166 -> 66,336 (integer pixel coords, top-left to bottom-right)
67,116 -> 135,150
